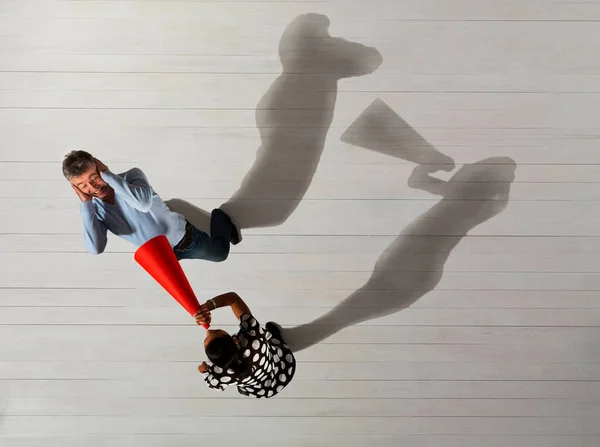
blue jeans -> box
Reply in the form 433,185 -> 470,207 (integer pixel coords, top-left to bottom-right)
174,209 -> 234,262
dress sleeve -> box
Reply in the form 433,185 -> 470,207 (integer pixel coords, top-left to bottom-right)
202,364 -> 234,391
238,313 -> 260,335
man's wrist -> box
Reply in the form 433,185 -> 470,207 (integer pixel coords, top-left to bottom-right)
99,169 -> 114,181
80,200 -> 95,212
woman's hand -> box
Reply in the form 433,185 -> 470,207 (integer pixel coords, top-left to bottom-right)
198,362 -> 209,373
193,303 -> 212,326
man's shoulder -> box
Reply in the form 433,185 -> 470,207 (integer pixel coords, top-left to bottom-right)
119,167 -> 143,177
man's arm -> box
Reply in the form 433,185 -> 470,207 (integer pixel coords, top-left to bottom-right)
80,201 -> 108,255
101,167 -> 154,212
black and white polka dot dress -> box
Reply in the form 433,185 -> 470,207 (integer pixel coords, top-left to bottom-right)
202,313 -> 296,398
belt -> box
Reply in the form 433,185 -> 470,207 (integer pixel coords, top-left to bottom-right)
174,221 -> 193,251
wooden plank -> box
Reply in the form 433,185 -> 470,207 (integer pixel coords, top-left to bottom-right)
2,360 -> 599,381
4,258 -> 600,290
0,325 -> 596,350
0,325 -> 595,362
2,92 -> 600,131
1,434 -> 598,447
3,245 -> 600,277
2,15 -> 600,45
3,179 -> 600,201
1,415 -> 599,435
3,234 -> 600,259
0,1 -> 330,20
5,397 -> 600,417
6,72 -> 600,94
0,305 -> 598,326
2,0 -> 600,22
4,21 -> 597,80
0,54 -> 283,74
0,198 -> 598,237
4,243 -> 600,288
0,20 -> 598,81
4,378 -> 600,399
1,287 -> 599,309
0,89 -> 593,114
0,162 -> 597,183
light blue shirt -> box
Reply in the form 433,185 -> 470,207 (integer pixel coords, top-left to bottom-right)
79,168 -> 186,254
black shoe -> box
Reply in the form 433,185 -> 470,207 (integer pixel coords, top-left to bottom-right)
214,208 -> 241,245
229,219 -> 241,246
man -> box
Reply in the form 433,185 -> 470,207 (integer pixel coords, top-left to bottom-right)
62,150 -> 240,260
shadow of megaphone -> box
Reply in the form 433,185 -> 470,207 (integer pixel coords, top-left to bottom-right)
341,98 -> 455,168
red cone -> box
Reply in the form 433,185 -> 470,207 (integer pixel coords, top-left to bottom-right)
134,234 -> 207,329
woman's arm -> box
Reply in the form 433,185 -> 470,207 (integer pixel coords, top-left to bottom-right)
194,292 -> 251,325
207,292 -> 251,319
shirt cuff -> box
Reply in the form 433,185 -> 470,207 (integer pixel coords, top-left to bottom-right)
100,169 -> 118,185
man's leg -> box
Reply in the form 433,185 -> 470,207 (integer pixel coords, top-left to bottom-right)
175,209 -> 239,262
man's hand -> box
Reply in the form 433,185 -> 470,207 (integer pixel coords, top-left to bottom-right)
198,362 -> 209,373
193,303 -> 212,326
93,158 -> 109,173
71,183 -> 92,202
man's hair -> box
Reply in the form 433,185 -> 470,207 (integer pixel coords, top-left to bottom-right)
62,150 -> 95,179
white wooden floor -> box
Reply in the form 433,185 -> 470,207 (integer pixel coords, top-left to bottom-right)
1,0 -> 600,445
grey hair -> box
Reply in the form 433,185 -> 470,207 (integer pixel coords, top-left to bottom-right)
62,150 -> 95,179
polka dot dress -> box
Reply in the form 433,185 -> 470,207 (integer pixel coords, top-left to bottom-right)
202,313 -> 296,398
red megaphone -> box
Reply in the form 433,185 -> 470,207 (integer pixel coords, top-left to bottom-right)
134,234 -> 208,329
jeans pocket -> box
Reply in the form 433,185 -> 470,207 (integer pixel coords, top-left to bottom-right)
180,228 -> 201,253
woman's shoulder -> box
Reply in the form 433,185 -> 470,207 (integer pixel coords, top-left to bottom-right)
239,313 -> 259,328
238,313 -> 265,339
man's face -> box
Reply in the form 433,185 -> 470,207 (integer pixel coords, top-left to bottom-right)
70,164 -> 110,199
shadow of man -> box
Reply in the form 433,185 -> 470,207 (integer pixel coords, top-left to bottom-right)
284,156 -> 517,352
167,13 -> 383,233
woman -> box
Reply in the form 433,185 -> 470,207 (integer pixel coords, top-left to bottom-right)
193,292 -> 296,398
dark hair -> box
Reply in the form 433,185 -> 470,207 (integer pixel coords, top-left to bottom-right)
206,334 -> 250,377
62,150 -> 95,179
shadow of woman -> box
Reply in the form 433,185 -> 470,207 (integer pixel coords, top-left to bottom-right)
283,157 -> 517,352
167,14 -> 383,233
